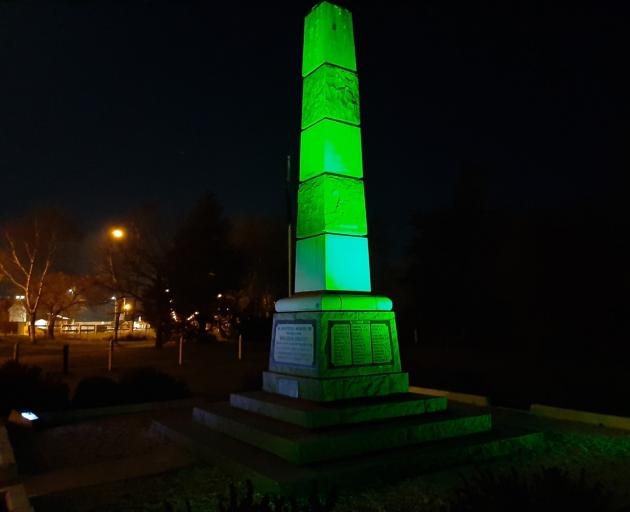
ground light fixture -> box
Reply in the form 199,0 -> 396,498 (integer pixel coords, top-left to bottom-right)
8,409 -> 39,427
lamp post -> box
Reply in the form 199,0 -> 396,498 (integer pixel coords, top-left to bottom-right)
112,295 -> 123,343
108,227 -> 126,343
123,300 -> 133,334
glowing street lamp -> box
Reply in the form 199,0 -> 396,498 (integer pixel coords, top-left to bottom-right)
110,227 -> 125,240
108,226 -> 127,342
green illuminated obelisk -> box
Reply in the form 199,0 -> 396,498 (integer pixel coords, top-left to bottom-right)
264,1 -> 408,401
156,4 -> 539,487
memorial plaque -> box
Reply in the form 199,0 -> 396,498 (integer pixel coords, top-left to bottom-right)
351,322 -> 372,365
371,323 -> 392,364
331,323 -> 352,366
274,323 -> 315,366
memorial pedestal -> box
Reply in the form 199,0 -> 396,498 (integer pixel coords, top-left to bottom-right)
264,295 -> 408,402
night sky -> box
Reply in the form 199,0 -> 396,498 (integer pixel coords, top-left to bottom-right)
1,1 -> 628,243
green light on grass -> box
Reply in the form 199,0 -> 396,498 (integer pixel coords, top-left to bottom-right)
302,2 -> 357,77
295,234 -> 371,293
300,119 -> 363,181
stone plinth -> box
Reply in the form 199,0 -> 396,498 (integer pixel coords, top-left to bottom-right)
192,402 -> 492,465
262,371 -> 408,402
264,303 -> 407,402
230,391 -> 447,428
153,400 -> 544,495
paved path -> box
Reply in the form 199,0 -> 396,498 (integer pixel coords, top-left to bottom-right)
23,444 -> 196,498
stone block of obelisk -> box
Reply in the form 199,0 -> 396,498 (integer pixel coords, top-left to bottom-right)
263,1 -> 408,401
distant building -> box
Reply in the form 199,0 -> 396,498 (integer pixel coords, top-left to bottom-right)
8,302 -> 27,323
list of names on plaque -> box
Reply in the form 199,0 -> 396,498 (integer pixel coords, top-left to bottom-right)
331,323 -> 352,366
351,322 -> 372,365
371,323 -> 392,363
274,323 -> 315,366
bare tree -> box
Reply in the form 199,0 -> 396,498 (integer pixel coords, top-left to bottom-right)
39,272 -> 91,339
0,216 -> 56,343
94,208 -> 173,348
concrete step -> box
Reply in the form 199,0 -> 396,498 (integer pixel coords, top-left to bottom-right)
151,415 -> 543,496
192,402 -> 492,465
230,391 -> 447,429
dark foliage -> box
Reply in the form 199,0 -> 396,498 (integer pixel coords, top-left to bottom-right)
403,186 -> 630,358
169,193 -> 237,342
118,367 -> 190,404
71,368 -> 189,409
238,316 -> 273,344
450,467 -> 616,511
162,500 -> 192,511
72,376 -> 123,409
217,480 -> 337,512
0,361 -> 69,415
401,193 -> 630,413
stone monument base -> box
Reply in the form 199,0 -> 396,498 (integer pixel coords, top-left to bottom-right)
153,392 -> 543,494
267,293 -> 406,402
151,298 -> 541,493
262,371 -> 409,402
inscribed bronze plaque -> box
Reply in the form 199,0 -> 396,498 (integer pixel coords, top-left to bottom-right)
331,323 -> 352,366
371,323 -> 392,364
351,322 -> 372,365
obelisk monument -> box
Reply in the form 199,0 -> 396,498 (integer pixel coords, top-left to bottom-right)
263,1 -> 408,401
153,5 -> 541,491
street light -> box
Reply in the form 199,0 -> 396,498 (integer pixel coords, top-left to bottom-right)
110,227 -> 125,240
108,226 -> 126,343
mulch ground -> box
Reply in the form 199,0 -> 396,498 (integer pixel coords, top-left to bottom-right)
21,404 -> 630,512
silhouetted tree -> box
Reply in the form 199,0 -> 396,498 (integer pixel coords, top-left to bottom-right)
39,272 -> 92,338
94,207 -> 173,348
0,211 -> 74,342
230,215 -> 286,319
168,193 -> 237,341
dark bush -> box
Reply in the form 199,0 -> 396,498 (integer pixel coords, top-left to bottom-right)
118,367 -> 190,404
217,480 -> 337,512
0,361 -> 69,416
118,333 -> 148,341
72,376 -> 123,409
450,467 -> 615,512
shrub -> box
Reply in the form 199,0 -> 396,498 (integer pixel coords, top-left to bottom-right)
118,367 -> 190,404
71,368 -> 190,409
217,480 -> 337,512
450,466 -> 615,512
72,376 -> 123,409
0,361 -> 69,416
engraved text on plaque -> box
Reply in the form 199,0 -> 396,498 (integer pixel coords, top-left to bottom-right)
274,323 -> 315,366
331,323 -> 352,366
371,323 -> 392,364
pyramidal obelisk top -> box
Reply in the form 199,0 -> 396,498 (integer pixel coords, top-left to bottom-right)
302,1 -> 357,77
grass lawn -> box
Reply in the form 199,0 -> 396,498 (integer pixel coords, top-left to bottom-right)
0,335 -> 270,401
